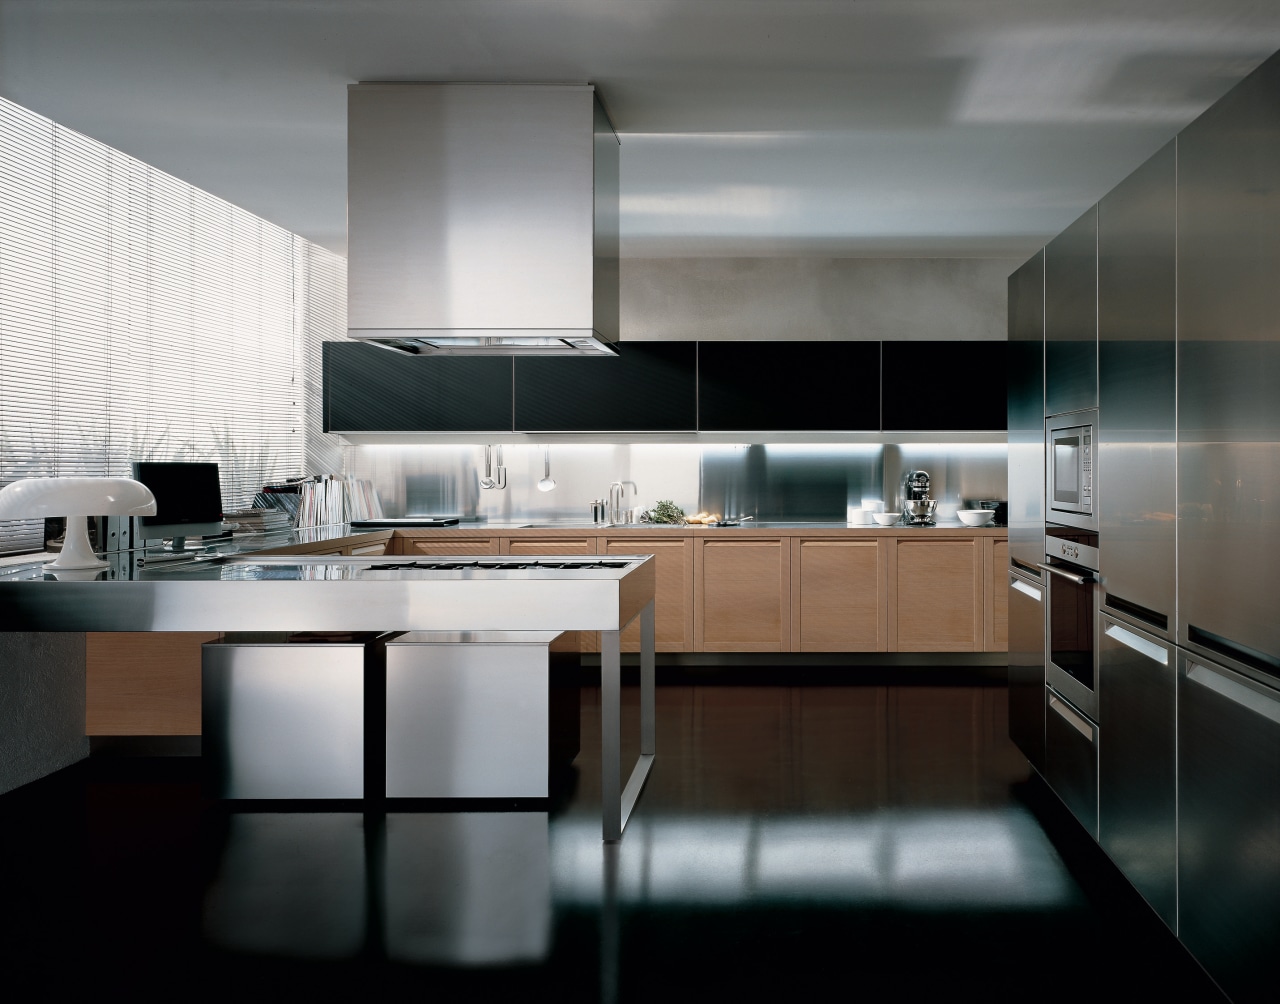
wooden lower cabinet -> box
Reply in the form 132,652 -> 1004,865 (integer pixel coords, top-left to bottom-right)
505,537 -> 596,556
84,530 -> 1006,737
791,538 -> 888,652
603,536 -> 695,652
888,538 -> 984,651
695,538 -> 791,652
397,535 -> 500,555
984,537 -> 1009,652
86,632 -> 219,735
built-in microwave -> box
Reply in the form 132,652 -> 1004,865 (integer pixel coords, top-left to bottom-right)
1046,409 -> 1098,531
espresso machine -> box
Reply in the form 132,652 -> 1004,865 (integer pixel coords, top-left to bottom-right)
902,470 -> 937,525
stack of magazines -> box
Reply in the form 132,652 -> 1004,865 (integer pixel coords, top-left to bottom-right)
224,507 -> 293,535
295,476 -> 385,529
252,491 -> 302,523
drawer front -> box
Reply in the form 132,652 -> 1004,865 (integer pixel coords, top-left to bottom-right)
1044,688 -> 1098,838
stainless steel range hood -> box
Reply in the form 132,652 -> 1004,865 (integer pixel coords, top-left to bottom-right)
347,83 -> 619,356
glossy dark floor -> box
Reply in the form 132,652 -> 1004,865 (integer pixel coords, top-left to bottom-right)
1,669 -> 1227,1002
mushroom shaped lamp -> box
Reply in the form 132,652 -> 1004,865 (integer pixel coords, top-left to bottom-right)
0,477 -> 157,570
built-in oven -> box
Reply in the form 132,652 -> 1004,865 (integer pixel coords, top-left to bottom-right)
1046,409 -> 1098,531
1040,524 -> 1100,722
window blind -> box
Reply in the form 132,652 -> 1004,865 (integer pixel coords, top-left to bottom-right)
0,96 -> 345,555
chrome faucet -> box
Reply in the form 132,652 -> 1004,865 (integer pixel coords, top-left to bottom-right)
608,481 -> 637,523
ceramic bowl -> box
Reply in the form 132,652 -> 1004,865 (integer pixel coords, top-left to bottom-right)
872,512 -> 901,526
957,508 -> 995,527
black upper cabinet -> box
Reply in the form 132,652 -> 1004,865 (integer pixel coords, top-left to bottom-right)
514,341 -> 697,431
323,342 -> 513,432
698,341 -> 881,431
881,341 -> 1008,431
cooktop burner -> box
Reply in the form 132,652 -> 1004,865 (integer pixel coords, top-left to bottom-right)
369,559 -> 632,571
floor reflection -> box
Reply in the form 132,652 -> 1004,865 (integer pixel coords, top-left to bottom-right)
0,678 -> 1227,1000
201,811 -> 553,966
550,808 -> 1073,909
382,812 -> 551,965
203,813 -> 367,959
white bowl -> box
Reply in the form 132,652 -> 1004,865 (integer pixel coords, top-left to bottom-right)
957,509 -> 995,527
872,512 -> 901,526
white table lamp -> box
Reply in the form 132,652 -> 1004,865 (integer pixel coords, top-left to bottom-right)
0,477 -> 157,570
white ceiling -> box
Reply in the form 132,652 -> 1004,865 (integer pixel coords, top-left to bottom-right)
3,0 -> 1278,261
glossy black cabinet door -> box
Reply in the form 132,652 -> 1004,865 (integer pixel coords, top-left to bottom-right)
513,341 -> 696,431
698,341 -> 880,431
323,342 -> 513,432
881,341 -> 1007,431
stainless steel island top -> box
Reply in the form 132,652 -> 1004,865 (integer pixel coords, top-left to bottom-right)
0,553 -> 655,635
0,552 -> 657,840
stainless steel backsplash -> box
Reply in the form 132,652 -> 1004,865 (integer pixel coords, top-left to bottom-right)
343,442 -> 1006,522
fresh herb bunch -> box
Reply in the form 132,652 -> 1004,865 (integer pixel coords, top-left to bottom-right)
647,499 -> 686,524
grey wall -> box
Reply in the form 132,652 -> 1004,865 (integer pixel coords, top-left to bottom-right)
0,632 -> 87,794
620,257 -> 1016,341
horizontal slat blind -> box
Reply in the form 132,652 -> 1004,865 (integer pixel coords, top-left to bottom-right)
0,96 -> 345,555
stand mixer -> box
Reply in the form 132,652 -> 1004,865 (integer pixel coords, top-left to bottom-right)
902,469 -> 937,525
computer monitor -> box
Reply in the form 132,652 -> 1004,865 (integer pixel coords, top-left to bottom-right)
130,461 -> 224,552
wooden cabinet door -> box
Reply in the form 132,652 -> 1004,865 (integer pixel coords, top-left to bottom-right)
695,538 -> 790,652
504,537 -> 597,556
984,537 -> 1010,652
401,536 -> 500,555
791,538 -> 887,652
603,536 -> 694,652
86,632 -> 219,735
889,538 -> 983,651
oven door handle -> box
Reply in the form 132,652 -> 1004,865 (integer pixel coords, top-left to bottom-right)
1037,563 -> 1093,585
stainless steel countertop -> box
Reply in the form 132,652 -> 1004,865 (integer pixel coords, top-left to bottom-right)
448,519 -> 1004,530
0,546 -> 655,634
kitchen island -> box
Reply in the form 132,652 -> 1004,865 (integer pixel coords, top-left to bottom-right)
0,547 -> 656,840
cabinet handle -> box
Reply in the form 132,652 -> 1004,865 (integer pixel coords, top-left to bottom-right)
1186,661 -> 1280,727
1103,622 -> 1168,666
1037,563 -> 1092,585
1011,578 -> 1042,601
1048,694 -> 1094,740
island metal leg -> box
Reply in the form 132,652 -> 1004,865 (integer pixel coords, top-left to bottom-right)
600,599 -> 656,841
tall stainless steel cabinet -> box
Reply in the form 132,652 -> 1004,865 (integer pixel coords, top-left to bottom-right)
1093,141 -> 1179,935
1097,140 -> 1177,636
1007,251 -> 1045,573
1175,52 -> 1280,1004
1098,616 -> 1176,929
1007,252 -> 1046,768
1044,206 -> 1098,417
1178,651 -> 1280,1004
1007,570 -> 1045,772
1178,52 -> 1280,674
